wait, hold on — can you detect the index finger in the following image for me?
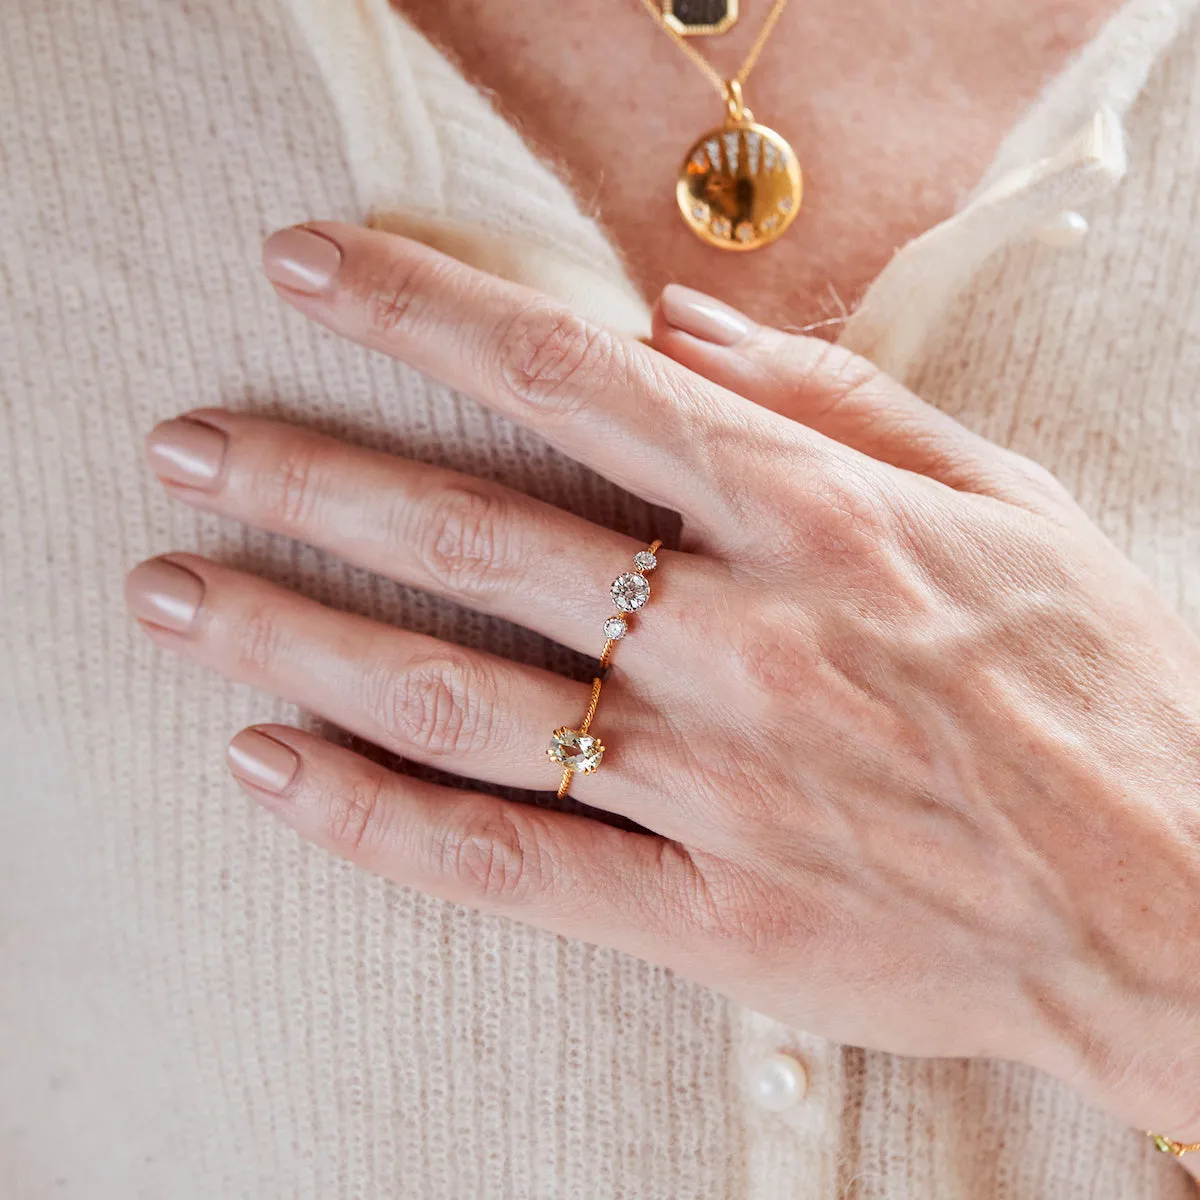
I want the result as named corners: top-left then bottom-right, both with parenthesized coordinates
top-left (261, 221), bottom-right (830, 546)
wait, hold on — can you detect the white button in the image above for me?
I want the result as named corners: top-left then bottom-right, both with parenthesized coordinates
top-left (747, 1052), bottom-right (808, 1111)
top-left (1035, 210), bottom-right (1090, 247)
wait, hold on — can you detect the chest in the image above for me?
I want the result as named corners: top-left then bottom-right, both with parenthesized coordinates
top-left (400, 0), bottom-right (1115, 329)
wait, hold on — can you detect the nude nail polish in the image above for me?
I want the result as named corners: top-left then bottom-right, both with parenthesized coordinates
top-left (660, 283), bottom-right (753, 346)
top-left (146, 418), bottom-right (228, 489)
top-left (262, 227), bottom-right (343, 295)
top-left (124, 558), bottom-right (205, 633)
top-left (227, 729), bottom-right (301, 793)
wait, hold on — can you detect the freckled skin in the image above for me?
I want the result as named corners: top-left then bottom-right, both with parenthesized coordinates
top-left (398, 0), bottom-right (1119, 330)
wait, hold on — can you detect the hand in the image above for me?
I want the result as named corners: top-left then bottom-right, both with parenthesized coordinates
top-left (126, 222), bottom-right (1200, 1154)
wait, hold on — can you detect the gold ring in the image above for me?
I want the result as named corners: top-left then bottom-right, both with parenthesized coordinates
top-left (547, 539), bottom-right (663, 798)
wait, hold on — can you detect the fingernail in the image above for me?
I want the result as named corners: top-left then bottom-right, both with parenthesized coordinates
top-left (262, 226), bottom-right (342, 295)
top-left (660, 283), bottom-right (753, 346)
top-left (227, 729), bottom-right (301, 793)
top-left (146, 417), bottom-right (229, 489)
top-left (124, 557), bottom-right (205, 633)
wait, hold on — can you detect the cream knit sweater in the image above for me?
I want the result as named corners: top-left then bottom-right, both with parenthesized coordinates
top-left (2, 0), bottom-right (1200, 1196)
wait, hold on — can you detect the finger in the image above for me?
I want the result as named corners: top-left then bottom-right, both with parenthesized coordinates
top-left (145, 407), bottom-right (666, 657)
top-left (259, 222), bottom-right (837, 544)
top-left (124, 553), bottom-right (655, 808)
top-left (650, 285), bottom-right (1081, 518)
top-left (226, 723), bottom-right (699, 962)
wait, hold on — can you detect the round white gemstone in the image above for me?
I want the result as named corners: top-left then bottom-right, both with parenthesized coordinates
top-left (747, 1053), bottom-right (808, 1112)
top-left (611, 572), bottom-right (650, 612)
top-left (603, 616), bottom-right (628, 640)
top-left (633, 550), bottom-right (658, 572)
top-left (735, 222), bottom-right (755, 242)
top-left (547, 729), bottom-right (604, 774)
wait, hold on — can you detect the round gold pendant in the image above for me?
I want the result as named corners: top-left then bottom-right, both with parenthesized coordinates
top-left (676, 120), bottom-right (803, 251)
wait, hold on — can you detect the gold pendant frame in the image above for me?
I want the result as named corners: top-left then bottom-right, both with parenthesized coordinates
top-left (676, 116), bottom-right (803, 251)
top-left (661, 0), bottom-right (740, 37)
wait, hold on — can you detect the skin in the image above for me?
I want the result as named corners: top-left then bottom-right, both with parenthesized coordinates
top-left (127, 222), bottom-right (1200, 1166)
top-left (399, 0), bottom-right (1121, 329)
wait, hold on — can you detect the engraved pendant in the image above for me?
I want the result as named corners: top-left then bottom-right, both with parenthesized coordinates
top-left (662, 0), bottom-right (739, 36)
top-left (676, 86), bottom-right (802, 251)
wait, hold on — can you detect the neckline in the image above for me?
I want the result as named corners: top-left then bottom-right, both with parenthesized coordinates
top-left (284, 0), bottom-right (1199, 351)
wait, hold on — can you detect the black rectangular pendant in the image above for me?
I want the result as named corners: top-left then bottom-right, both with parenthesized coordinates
top-left (662, 0), bottom-right (739, 36)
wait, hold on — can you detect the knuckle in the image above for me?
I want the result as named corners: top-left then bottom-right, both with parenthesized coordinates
top-left (725, 600), bottom-right (814, 703)
top-left (437, 805), bottom-right (547, 904)
top-left (411, 484), bottom-right (512, 595)
top-left (497, 303), bottom-right (615, 412)
top-left (784, 466), bottom-right (895, 567)
top-left (256, 439), bottom-right (327, 529)
top-left (660, 849), bottom-right (792, 951)
top-left (358, 252), bottom-right (446, 341)
top-left (373, 654), bottom-right (499, 758)
top-left (325, 774), bottom-right (388, 856)
top-left (783, 338), bottom-right (884, 418)
top-left (234, 599), bottom-right (292, 676)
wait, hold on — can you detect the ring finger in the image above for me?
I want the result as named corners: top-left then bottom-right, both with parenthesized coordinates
top-left (124, 553), bottom-right (661, 815)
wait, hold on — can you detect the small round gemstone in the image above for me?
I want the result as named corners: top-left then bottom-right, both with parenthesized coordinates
top-left (547, 728), bottom-right (604, 774)
top-left (633, 550), bottom-right (658, 572)
top-left (611, 572), bottom-right (651, 612)
top-left (711, 216), bottom-right (732, 239)
top-left (691, 201), bottom-right (710, 221)
top-left (735, 222), bottom-right (755, 243)
top-left (603, 616), bottom-right (628, 640)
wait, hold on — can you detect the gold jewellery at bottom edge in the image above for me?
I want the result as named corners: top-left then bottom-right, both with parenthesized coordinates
top-left (547, 540), bottom-right (663, 799)
top-left (1148, 1130), bottom-right (1200, 1157)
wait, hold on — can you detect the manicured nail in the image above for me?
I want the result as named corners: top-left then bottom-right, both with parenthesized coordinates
top-left (124, 557), bottom-right (205, 633)
top-left (660, 283), bottom-right (753, 346)
top-left (262, 226), bottom-right (342, 295)
top-left (146, 417), bottom-right (229, 489)
top-left (227, 729), bottom-right (301, 794)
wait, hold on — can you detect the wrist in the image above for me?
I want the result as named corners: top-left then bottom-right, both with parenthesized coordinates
top-left (1015, 823), bottom-right (1200, 1161)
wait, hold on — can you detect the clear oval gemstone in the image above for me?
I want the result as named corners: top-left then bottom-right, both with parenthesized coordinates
top-left (611, 572), bottom-right (650, 612)
top-left (547, 728), bottom-right (604, 774)
top-left (633, 550), bottom-right (658, 571)
top-left (603, 616), bottom-right (628, 640)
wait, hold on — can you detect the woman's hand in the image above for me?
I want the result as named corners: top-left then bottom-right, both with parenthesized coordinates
top-left (126, 222), bottom-right (1200, 1151)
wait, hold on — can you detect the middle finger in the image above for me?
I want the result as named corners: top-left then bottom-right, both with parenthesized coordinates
top-left (146, 408), bottom-right (683, 659)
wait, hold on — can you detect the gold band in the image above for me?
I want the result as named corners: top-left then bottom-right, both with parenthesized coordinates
top-left (554, 677), bottom-right (604, 800)
top-left (548, 540), bottom-right (663, 798)
top-left (1149, 1131), bottom-right (1200, 1157)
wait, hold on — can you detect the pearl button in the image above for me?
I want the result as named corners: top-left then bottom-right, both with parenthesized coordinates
top-left (1035, 210), bottom-right (1090, 248)
top-left (747, 1052), bottom-right (808, 1112)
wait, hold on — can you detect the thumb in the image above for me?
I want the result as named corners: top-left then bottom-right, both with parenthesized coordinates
top-left (650, 285), bottom-right (1078, 519)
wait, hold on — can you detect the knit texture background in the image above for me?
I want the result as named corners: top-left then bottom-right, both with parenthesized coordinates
top-left (0, 0), bottom-right (1197, 1196)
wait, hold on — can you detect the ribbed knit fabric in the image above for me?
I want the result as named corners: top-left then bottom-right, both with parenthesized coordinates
top-left (1, 0), bottom-right (1198, 1197)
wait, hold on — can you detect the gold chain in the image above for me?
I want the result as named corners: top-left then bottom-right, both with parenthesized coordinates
top-left (638, 0), bottom-right (793, 101)
top-left (1149, 1131), bottom-right (1200, 1157)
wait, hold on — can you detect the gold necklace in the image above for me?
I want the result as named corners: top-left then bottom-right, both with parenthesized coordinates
top-left (640, 0), bottom-right (802, 251)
